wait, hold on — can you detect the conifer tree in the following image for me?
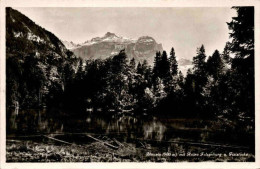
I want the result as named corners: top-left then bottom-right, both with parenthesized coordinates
top-left (178, 71), bottom-right (184, 87)
top-left (142, 60), bottom-right (148, 71)
top-left (222, 42), bottom-right (232, 65)
top-left (129, 57), bottom-right (136, 70)
top-left (160, 51), bottom-right (170, 82)
top-left (206, 50), bottom-right (223, 79)
top-left (191, 45), bottom-right (208, 92)
top-left (192, 45), bottom-right (206, 75)
top-left (169, 47), bottom-right (178, 76)
top-left (137, 62), bottom-right (143, 75)
top-left (153, 51), bottom-right (161, 78)
top-left (112, 49), bottom-right (127, 74)
top-left (226, 7), bottom-right (254, 119)
top-left (189, 45), bottom-right (208, 116)
top-left (227, 7), bottom-right (254, 60)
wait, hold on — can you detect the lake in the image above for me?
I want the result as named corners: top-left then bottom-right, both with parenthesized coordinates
top-left (6, 108), bottom-right (254, 150)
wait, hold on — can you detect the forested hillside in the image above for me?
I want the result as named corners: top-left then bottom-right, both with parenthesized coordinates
top-left (6, 7), bottom-right (78, 108)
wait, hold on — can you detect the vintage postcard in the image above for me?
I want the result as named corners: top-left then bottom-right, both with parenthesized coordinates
top-left (0, 0), bottom-right (259, 168)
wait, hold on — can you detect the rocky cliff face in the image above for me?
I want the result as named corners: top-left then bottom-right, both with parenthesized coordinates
top-left (63, 32), bottom-right (163, 65)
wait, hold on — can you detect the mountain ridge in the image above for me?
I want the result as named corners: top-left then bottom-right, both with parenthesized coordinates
top-left (63, 34), bottom-right (192, 74)
top-left (6, 7), bottom-right (72, 59)
top-left (63, 32), bottom-right (163, 65)
top-left (6, 7), bottom-right (78, 107)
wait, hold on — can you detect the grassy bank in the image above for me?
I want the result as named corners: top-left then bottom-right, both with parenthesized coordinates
top-left (6, 137), bottom-right (255, 162)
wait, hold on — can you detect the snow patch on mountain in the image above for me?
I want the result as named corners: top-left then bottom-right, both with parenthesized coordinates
top-left (63, 32), bottom-right (138, 50)
top-left (137, 36), bottom-right (155, 44)
top-left (62, 41), bottom-right (81, 50)
top-left (84, 32), bottom-right (137, 44)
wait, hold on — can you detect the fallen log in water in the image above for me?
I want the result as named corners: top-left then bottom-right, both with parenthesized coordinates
top-left (113, 138), bottom-right (124, 147)
top-left (139, 141), bottom-right (145, 148)
top-left (6, 139), bottom-right (22, 143)
top-left (87, 134), bottom-right (118, 150)
top-left (43, 135), bottom-right (73, 145)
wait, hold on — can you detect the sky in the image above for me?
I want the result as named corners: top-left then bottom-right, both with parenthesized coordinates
top-left (15, 7), bottom-right (236, 60)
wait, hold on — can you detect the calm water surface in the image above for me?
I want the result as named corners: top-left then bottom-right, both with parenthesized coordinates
top-left (6, 108), bottom-right (253, 147)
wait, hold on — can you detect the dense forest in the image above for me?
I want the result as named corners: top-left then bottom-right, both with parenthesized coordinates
top-left (6, 7), bottom-right (254, 131)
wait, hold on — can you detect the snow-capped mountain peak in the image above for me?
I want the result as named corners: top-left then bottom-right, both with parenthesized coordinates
top-left (62, 40), bottom-right (81, 50)
top-left (63, 32), bottom-right (138, 50)
top-left (62, 32), bottom-right (163, 66)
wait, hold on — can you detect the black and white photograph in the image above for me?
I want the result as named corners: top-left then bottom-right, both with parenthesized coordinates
top-left (0, 0), bottom-right (259, 167)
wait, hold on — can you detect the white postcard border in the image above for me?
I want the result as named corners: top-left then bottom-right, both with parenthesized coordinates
top-left (0, 0), bottom-right (259, 168)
